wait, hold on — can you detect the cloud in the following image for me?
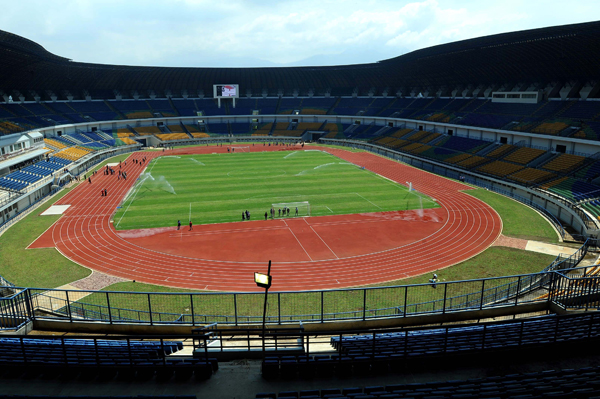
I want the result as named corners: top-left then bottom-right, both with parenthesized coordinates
top-left (0, 0), bottom-right (596, 67)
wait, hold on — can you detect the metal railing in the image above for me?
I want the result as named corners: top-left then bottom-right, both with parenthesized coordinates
top-left (0, 240), bottom-right (595, 329)
top-left (0, 274), bottom-right (14, 288)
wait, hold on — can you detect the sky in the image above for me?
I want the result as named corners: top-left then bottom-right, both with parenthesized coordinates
top-left (1, 0), bottom-right (598, 68)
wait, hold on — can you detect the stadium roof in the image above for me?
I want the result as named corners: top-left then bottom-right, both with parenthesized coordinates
top-left (0, 21), bottom-right (599, 101)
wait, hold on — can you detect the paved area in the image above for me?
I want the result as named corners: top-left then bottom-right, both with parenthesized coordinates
top-left (493, 234), bottom-right (588, 258)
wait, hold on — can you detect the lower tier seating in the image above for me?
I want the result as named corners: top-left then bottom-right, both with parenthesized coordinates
top-left (257, 365), bottom-right (600, 398)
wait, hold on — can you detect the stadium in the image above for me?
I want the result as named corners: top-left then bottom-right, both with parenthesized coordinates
top-left (1, 18), bottom-right (600, 398)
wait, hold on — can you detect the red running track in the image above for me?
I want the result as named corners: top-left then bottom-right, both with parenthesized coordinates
top-left (30, 145), bottom-right (502, 292)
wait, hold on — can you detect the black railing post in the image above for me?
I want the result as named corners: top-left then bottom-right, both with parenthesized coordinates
top-left (321, 291), bottom-right (324, 323)
top-left (106, 292), bottom-right (113, 324)
top-left (65, 290), bottom-right (72, 322)
top-left (479, 279), bottom-right (485, 309)
top-left (190, 294), bottom-right (195, 326)
top-left (24, 289), bottom-right (33, 320)
top-left (147, 294), bottom-right (153, 325)
top-left (404, 286), bottom-right (408, 317)
top-left (278, 293), bottom-right (281, 325)
top-left (515, 276), bottom-right (521, 305)
top-left (362, 289), bottom-right (367, 321)
top-left (586, 278), bottom-right (591, 311)
top-left (442, 283), bottom-right (448, 314)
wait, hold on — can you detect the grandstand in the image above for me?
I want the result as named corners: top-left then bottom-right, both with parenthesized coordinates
top-left (1, 19), bottom-right (600, 399)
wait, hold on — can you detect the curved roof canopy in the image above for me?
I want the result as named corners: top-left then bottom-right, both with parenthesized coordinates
top-left (0, 21), bottom-right (599, 100)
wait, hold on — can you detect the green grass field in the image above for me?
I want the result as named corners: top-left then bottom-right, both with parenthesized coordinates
top-left (113, 150), bottom-right (438, 229)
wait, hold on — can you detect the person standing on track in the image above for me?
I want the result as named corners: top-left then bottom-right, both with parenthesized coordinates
top-left (189, 220), bottom-right (193, 231)
top-left (295, 207), bottom-right (298, 216)
top-left (265, 211), bottom-right (268, 220)
top-left (177, 220), bottom-right (181, 230)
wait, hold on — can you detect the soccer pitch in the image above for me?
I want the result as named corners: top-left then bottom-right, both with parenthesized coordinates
top-left (113, 150), bottom-right (439, 230)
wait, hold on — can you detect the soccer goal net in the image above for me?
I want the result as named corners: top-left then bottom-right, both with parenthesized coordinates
top-left (271, 201), bottom-right (310, 217)
top-left (231, 146), bottom-right (250, 152)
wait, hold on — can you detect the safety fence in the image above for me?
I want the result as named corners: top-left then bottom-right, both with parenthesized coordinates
top-left (0, 240), bottom-right (596, 329)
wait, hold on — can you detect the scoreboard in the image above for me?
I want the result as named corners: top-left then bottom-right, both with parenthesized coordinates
top-left (213, 84), bottom-right (239, 98)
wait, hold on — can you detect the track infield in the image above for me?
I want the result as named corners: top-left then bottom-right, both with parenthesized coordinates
top-left (29, 144), bottom-right (502, 292)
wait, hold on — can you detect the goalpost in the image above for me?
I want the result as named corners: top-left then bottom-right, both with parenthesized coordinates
top-left (271, 201), bottom-right (310, 217)
top-left (231, 146), bottom-right (250, 152)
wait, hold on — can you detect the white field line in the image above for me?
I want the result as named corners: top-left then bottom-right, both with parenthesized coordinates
top-left (354, 192), bottom-right (382, 209)
top-left (304, 219), bottom-right (338, 259)
top-left (282, 220), bottom-right (313, 261)
top-left (115, 177), bottom-right (148, 228)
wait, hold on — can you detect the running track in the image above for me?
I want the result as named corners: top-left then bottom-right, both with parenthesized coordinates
top-left (31, 145), bottom-right (502, 292)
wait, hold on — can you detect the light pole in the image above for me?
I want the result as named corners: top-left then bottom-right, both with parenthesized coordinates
top-left (255, 260), bottom-right (272, 355)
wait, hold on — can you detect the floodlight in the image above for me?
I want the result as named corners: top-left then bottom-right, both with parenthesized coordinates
top-left (255, 272), bottom-right (272, 289)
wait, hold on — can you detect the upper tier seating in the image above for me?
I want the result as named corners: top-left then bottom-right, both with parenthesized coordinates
top-left (256, 98), bottom-right (278, 115)
top-left (230, 123), bottom-right (250, 134)
top-left (133, 126), bottom-right (162, 136)
top-left (278, 98), bottom-right (303, 113)
top-left (195, 99), bottom-right (221, 116)
top-left (156, 133), bottom-right (190, 141)
top-left (532, 121), bottom-right (570, 135)
top-left (561, 100), bottom-right (600, 120)
top-left (502, 147), bottom-right (546, 164)
top-left (507, 168), bottom-right (556, 185)
top-left (167, 124), bottom-right (185, 133)
top-left (456, 113), bottom-right (516, 129)
top-left (574, 159), bottom-right (600, 180)
top-left (171, 99), bottom-right (198, 116)
top-left (435, 136), bottom-right (491, 153)
top-left (542, 177), bottom-right (600, 202)
top-left (82, 132), bottom-right (105, 142)
top-left (486, 144), bottom-right (517, 158)
top-left (541, 154), bottom-right (586, 173)
top-left (147, 99), bottom-right (177, 116)
top-left (44, 138), bottom-right (67, 150)
top-left (476, 160), bottom-right (524, 178)
top-left (120, 137), bottom-right (138, 145)
top-left (54, 146), bottom-right (92, 161)
top-left (207, 123), bottom-right (228, 134)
